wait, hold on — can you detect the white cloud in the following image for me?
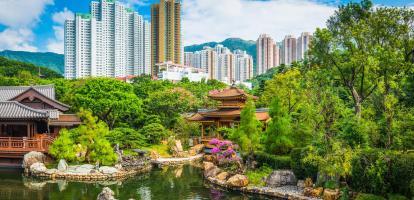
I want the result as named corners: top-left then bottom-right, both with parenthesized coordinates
top-left (47, 8), bottom-right (74, 54)
top-left (182, 0), bottom-right (336, 45)
top-left (52, 7), bottom-right (74, 25)
top-left (119, 0), bottom-right (150, 7)
top-left (0, 0), bottom-right (53, 51)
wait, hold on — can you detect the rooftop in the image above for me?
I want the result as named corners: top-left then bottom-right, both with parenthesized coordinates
top-left (0, 85), bottom-right (55, 101)
top-left (0, 101), bottom-right (49, 119)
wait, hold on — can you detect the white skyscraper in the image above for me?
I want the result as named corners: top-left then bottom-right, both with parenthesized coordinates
top-left (256, 34), bottom-right (275, 75)
top-left (296, 32), bottom-right (312, 61)
top-left (64, 0), bottom-right (151, 79)
top-left (234, 50), bottom-right (253, 82)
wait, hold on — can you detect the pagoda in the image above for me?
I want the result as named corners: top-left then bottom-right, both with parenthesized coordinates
top-left (187, 85), bottom-right (270, 142)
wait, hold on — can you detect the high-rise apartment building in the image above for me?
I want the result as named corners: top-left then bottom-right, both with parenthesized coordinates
top-left (296, 32), bottom-right (312, 60)
top-left (64, 0), bottom-right (151, 79)
top-left (151, 0), bottom-right (182, 75)
top-left (184, 45), bottom-right (253, 83)
top-left (281, 35), bottom-right (297, 65)
top-left (273, 43), bottom-right (280, 68)
top-left (256, 34), bottom-right (275, 75)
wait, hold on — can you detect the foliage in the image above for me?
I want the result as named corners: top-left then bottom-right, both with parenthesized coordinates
top-left (140, 123), bottom-right (169, 144)
top-left (229, 98), bottom-right (262, 154)
top-left (107, 128), bottom-right (148, 149)
top-left (0, 56), bottom-right (62, 78)
top-left (387, 194), bottom-right (409, 200)
top-left (262, 96), bottom-right (294, 154)
top-left (253, 151), bottom-right (291, 170)
top-left (209, 139), bottom-right (242, 172)
top-left (68, 78), bottom-right (143, 129)
top-left (246, 165), bottom-right (273, 186)
top-left (50, 110), bottom-right (118, 165)
top-left (0, 50), bottom-right (64, 74)
top-left (290, 148), bottom-right (318, 180)
top-left (355, 193), bottom-right (386, 200)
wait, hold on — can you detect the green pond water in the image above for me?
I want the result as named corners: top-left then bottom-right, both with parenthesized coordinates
top-left (0, 165), bottom-right (270, 200)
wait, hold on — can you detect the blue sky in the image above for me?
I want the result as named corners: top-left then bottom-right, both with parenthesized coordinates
top-left (0, 0), bottom-right (413, 54)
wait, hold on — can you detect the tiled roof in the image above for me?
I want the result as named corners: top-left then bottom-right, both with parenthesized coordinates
top-left (0, 85), bottom-right (55, 101)
top-left (0, 101), bottom-right (49, 119)
top-left (208, 87), bottom-right (258, 100)
top-left (188, 109), bottom-right (270, 121)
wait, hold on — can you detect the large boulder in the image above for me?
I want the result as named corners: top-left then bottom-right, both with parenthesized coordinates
top-left (149, 151), bottom-right (160, 160)
top-left (97, 187), bottom-right (116, 200)
top-left (69, 164), bottom-right (95, 174)
top-left (304, 187), bottom-right (324, 197)
top-left (215, 172), bottom-right (230, 181)
top-left (265, 170), bottom-right (297, 187)
top-left (99, 166), bottom-right (118, 174)
top-left (23, 151), bottom-right (46, 169)
top-left (57, 159), bottom-right (68, 172)
top-left (323, 189), bottom-right (340, 200)
top-left (226, 174), bottom-right (249, 187)
top-left (203, 162), bottom-right (215, 171)
top-left (204, 166), bottom-right (221, 178)
top-left (30, 162), bottom-right (47, 174)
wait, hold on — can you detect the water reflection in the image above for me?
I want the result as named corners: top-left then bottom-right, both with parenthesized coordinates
top-left (0, 165), bottom-right (269, 200)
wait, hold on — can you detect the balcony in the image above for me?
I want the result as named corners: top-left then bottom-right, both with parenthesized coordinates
top-left (0, 136), bottom-right (54, 158)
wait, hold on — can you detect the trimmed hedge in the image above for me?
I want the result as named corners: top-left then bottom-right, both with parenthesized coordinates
top-left (290, 148), bottom-right (318, 180)
top-left (253, 151), bottom-right (291, 169)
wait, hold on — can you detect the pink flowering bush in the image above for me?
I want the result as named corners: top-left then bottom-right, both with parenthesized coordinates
top-left (209, 138), bottom-right (243, 173)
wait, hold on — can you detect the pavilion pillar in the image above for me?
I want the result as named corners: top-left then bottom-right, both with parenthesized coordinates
top-left (27, 123), bottom-right (30, 138)
top-left (201, 124), bottom-right (204, 139)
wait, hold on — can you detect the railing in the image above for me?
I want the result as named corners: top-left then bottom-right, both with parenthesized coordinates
top-left (0, 136), bottom-right (54, 152)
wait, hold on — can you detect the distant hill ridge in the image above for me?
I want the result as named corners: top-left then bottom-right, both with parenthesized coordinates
top-left (0, 50), bottom-right (64, 74)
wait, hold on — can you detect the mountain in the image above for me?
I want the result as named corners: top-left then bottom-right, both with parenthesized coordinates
top-left (185, 38), bottom-right (257, 63)
top-left (0, 56), bottom-right (62, 78)
top-left (0, 50), bottom-right (64, 74)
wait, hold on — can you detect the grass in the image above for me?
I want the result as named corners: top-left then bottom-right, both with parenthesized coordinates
top-left (142, 144), bottom-right (172, 158)
top-left (246, 165), bottom-right (273, 186)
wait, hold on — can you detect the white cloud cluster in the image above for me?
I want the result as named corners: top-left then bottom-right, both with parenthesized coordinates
top-left (0, 0), bottom-right (53, 51)
top-left (119, 0), bottom-right (150, 7)
top-left (47, 8), bottom-right (74, 54)
top-left (182, 0), bottom-right (336, 45)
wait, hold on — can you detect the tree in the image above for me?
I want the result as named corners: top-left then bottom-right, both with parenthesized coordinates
top-left (68, 78), bottom-right (143, 129)
top-left (49, 110), bottom-right (118, 165)
top-left (140, 123), bottom-right (168, 144)
top-left (144, 87), bottom-right (198, 128)
top-left (230, 98), bottom-right (262, 156)
top-left (262, 97), bottom-right (293, 155)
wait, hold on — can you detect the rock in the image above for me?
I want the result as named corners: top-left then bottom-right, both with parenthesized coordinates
top-left (150, 151), bottom-right (160, 160)
top-left (304, 187), bottom-right (324, 197)
top-left (226, 174), bottom-right (249, 187)
top-left (297, 180), bottom-right (305, 188)
top-left (97, 187), bottom-right (116, 200)
top-left (304, 178), bottom-right (313, 187)
top-left (265, 170), bottom-right (297, 188)
top-left (58, 159), bottom-right (68, 172)
top-left (45, 169), bottom-right (58, 175)
top-left (215, 172), bottom-right (229, 181)
top-left (99, 166), bottom-right (118, 174)
top-left (114, 164), bottom-right (123, 170)
top-left (30, 162), bottom-right (47, 173)
top-left (203, 162), bottom-right (215, 171)
top-left (323, 189), bottom-right (340, 200)
top-left (22, 151), bottom-right (46, 169)
top-left (175, 140), bottom-right (183, 152)
top-left (204, 166), bottom-right (221, 178)
top-left (73, 164), bottom-right (95, 174)
top-left (191, 144), bottom-right (204, 154)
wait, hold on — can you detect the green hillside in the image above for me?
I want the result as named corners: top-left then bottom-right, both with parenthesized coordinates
top-left (184, 38), bottom-right (257, 64)
top-left (0, 56), bottom-right (62, 78)
top-left (0, 50), bottom-right (64, 74)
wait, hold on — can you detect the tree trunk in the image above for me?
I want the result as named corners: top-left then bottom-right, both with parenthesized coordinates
top-left (351, 87), bottom-right (362, 117)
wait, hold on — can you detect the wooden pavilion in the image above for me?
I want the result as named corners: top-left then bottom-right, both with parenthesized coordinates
top-left (187, 85), bottom-right (270, 143)
top-left (0, 85), bottom-right (81, 163)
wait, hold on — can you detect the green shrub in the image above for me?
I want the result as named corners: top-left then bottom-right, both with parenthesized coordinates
top-left (411, 179), bottom-right (414, 197)
top-left (254, 151), bottom-right (291, 169)
top-left (107, 128), bottom-right (148, 149)
top-left (387, 194), bottom-right (408, 200)
top-left (290, 148), bottom-right (318, 180)
top-left (355, 193), bottom-right (385, 200)
top-left (389, 153), bottom-right (414, 197)
top-left (246, 165), bottom-right (273, 186)
top-left (140, 123), bottom-right (169, 144)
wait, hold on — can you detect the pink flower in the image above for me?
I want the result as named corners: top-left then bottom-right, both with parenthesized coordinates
top-left (211, 147), bottom-right (220, 154)
top-left (209, 138), bottom-right (220, 145)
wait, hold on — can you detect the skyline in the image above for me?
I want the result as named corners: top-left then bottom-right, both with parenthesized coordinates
top-left (0, 0), bottom-right (413, 54)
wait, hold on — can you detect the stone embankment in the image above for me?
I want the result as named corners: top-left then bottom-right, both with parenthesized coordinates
top-left (202, 161), bottom-right (322, 200)
top-left (151, 154), bottom-right (204, 167)
top-left (24, 151), bottom-right (151, 181)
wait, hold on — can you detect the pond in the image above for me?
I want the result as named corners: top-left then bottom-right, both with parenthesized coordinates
top-left (0, 165), bottom-right (270, 200)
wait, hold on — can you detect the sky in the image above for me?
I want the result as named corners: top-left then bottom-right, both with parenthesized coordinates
top-left (0, 0), bottom-right (413, 54)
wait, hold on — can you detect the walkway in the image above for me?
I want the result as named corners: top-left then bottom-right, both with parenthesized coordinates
top-left (152, 154), bottom-right (204, 166)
